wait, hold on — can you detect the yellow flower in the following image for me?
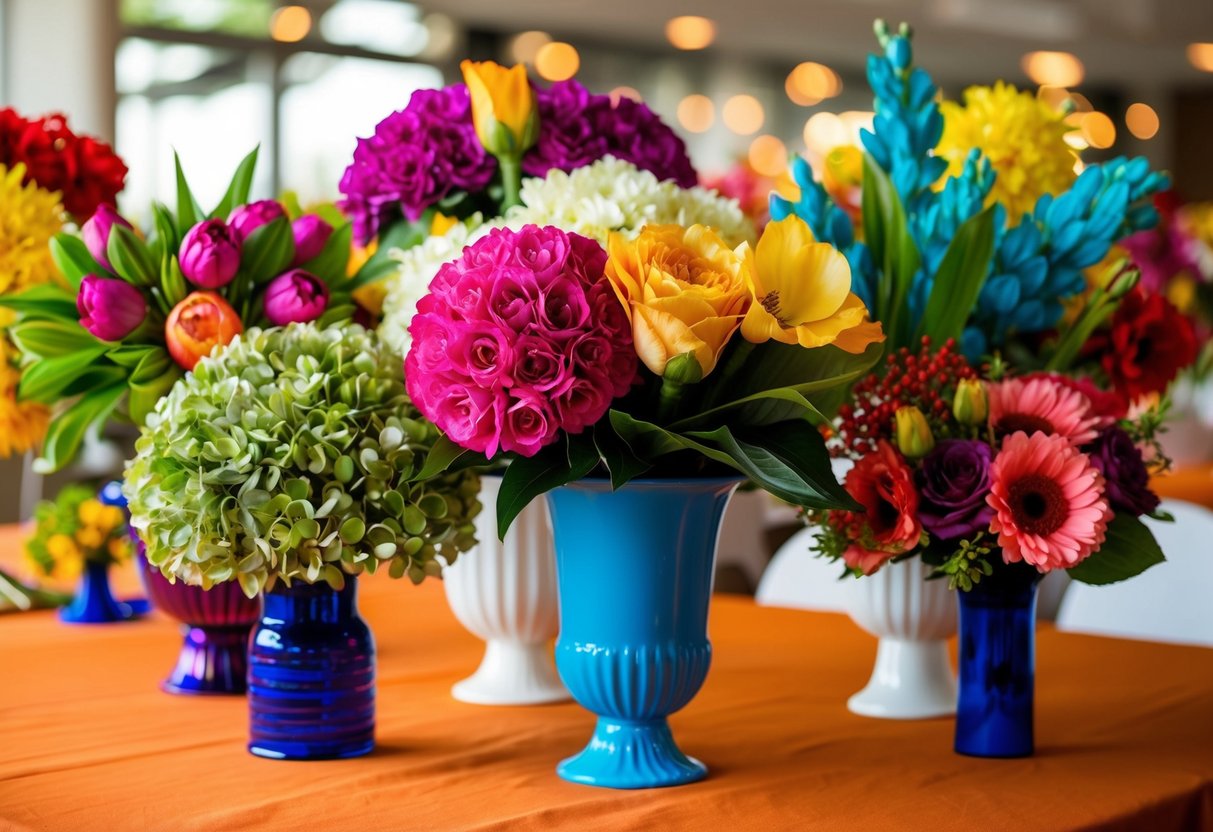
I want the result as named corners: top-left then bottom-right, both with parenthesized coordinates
top-left (47, 533), bottom-right (81, 562)
top-left (0, 337), bottom-right (49, 458)
top-left (0, 163), bottom-right (63, 295)
top-left (605, 224), bottom-right (749, 379)
top-left (740, 216), bottom-right (884, 354)
top-left (895, 406), bottom-right (935, 459)
top-left (952, 379), bottom-right (988, 426)
top-left (461, 60), bottom-right (538, 157)
top-left (107, 537), bottom-right (129, 560)
top-left (78, 498), bottom-right (105, 527)
top-left (76, 527), bottom-right (104, 549)
top-left (430, 212), bottom-right (459, 236)
top-left (937, 82), bottom-right (1076, 221)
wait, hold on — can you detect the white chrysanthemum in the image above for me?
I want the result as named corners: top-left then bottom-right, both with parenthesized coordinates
top-left (378, 158), bottom-right (754, 355)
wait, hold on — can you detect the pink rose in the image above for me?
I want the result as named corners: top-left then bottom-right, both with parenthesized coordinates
top-left (449, 322), bottom-right (516, 388)
top-left (515, 335), bottom-right (570, 392)
top-left (552, 378), bottom-right (611, 435)
top-left (500, 393), bottom-right (559, 457)
top-left (488, 267), bottom-right (542, 330)
top-left (538, 280), bottom-right (591, 337)
top-left (511, 225), bottom-right (571, 282)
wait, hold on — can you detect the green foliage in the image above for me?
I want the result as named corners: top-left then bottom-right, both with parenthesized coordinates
top-left (123, 324), bottom-right (481, 597)
top-left (862, 154), bottom-right (920, 349)
top-left (916, 207), bottom-right (996, 344)
top-left (930, 534), bottom-right (995, 591)
top-left (1067, 514), bottom-right (1166, 586)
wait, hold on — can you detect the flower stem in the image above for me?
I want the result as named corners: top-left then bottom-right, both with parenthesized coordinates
top-left (702, 340), bottom-right (756, 409)
top-left (656, 377), bottom-right (686, 423)
top-left (499, 155), bottom-right (522, 212)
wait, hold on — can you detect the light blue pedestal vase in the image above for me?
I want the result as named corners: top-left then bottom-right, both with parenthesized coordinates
top-left (546, 478), bottom-right (740, 789)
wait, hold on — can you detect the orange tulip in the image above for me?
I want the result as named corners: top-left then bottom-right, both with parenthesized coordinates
top-left (165, 291), bottom-right (243, 371)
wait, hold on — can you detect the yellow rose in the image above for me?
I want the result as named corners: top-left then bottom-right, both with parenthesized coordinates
top-left (740, 216), bottom-right (884, 354)
top-left (461, 60), bottom-right (538, 157)
top-left (605, 224), bottom-right (750, 379)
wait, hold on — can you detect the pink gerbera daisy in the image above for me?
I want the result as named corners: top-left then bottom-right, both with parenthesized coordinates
top-left (986, 376), bottom-right (1100, 445)
top-left (987, 431), bottom-right (1112, 571)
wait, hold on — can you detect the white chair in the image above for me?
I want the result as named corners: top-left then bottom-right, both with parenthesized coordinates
top-left (755, 524), bottom-right (856, 612)
top-left (1056, 499), bottom-right (1213, 648)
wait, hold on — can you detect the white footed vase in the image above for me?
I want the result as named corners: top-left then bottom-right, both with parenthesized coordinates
top-left (444, 474), bottom-right (568, 705)
top-left (844, 559), bottom-right (958, 719)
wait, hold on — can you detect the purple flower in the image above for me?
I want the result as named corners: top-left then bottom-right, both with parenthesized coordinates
top-left (523, 80), bottom-right (610, 178)
top-left (77, 274), bottom-right (147, 341)
top-left (292, 215), bottom-right (333, 265)
top-left (228, 200), bottom-right (286, 241)
top-left (1120, 223), bottom-right (1204, 295)
top-left (179, 219), bottom-right (242, 289)
top-left (338, 85), bottom-right (494, 244)
top-left (1088, 426), bottom-right (1160, 516)
top-left (601, 96), bottom-right (697, 189)
top-left (916, 439), bottom-right (995, 540)
top-left (81, 204), bottom-right (132, 273)
top-left (264, 269), bottom-right (330, 325)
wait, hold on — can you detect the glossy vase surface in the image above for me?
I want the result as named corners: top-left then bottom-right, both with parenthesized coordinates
top-left (444, 474), bottom-right (567, 705)
top-left (247, 577), bottom-right (375, 760)
top-left (844, 558), bottom-right (958, 719)
top-left (546, 478), bottom-right (739, 789)
top-left (59, 560), bottom-right (134, 624)
top-left (955, 562), bottom-right (1042, 758)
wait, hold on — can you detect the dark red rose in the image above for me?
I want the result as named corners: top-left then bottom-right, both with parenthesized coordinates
top-left (1092, 288), bottom-right (1198, 403)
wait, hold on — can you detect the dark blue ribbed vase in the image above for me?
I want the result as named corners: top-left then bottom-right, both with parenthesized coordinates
top-left (247, 577), bottom-right (375, 760)
top-left (954, 562), bottom-right (1042, 758)
top-left (546, 478), bottom-right (740, 789)
top-left (59, 560), bottom-right (135, 624)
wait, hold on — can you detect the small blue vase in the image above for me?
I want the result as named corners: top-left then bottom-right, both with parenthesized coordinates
top-left (247, 577), bottom-right (375, 760)
top-left (59, 560), bottom-right (135, 624)
top-left (546, 477), bottom-right (739, 789)
top-left (954, 562), bottom-right (1042, 758)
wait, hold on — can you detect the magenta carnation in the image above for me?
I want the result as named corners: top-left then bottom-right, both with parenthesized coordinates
top-left (404, 225), bottom-right (636, 458)
top-left (524, 80), bottom-right (697, 188)
top-left (339, 86), bottom-right (494, 243)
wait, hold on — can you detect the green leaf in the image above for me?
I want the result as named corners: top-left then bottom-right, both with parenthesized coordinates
top-left (34, 383), bottom-right (126, 473)
top-left (300, 221), bottom-right (352, 285)
top-left (347, 214), bottom-right (433, 291)
top-left (0, 283), bottom-right (80, 321)
top-left (49, 234), bottom-right (101, 287)
top-left (174, 150), bottom-right (204, 231)
top-left (210, 146), bottom-right (260, 219)
top-left (127, 348), bottom-right (181, 425)
top-left (862, 153), bottom-right (920, 349)
top-left (413, 434), bottom-right (472, 481)
top-left (161, 257), bottom-right (188, 307)
top-left (1067, 513), bottom-right (1166, 586)
top-left (594, 421), bottom-right (652, 489)
top-left (62, 365), bottom-right (129, 397)
top-left (496, 434), bottom-right (599, 540)
top-left (240, 217), bottom-right (295, 284)
top-left (106, 224), bottom-right (159, 286)
top-left (918, 206), bottom-right (996, 344)
top-left (151, 203), bottom-right (180, 271)
top-left (685, 421), bottom-right (859, 510)
top-left (9, 319), bottom-right (99, 358)
top-left (17, 347), bottom-right (108, 403)
top-left (106, 345), bottom-right (159, 368)
top-left (608, 410), bottom-right (699, 460)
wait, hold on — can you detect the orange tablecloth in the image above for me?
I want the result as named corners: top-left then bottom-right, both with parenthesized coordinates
top-left (2, 527), bottom-right (1212, 832)
top-left (1154, 464), bottom-right (1213, 511)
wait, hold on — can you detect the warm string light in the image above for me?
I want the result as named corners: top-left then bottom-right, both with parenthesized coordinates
top-left (722, 95), bottom-right (764, 135)
top-left (509, 30), bottom-right (551, 65)
top-left (535, 42), bottom-right (579, 81)
top-left (1125, 103), bottom-right (1159, 140)
top-left (665, 16), bottom-right (716, 50)
top-left (270, 5), bottom-right (311, 43)
top-left (1188, 43), bottom-right (1213, 72)
top-left (677, 95), bottom-right (715, 133)
top-left (1022, 51), bottom-right (1084, 87)
top-left (748, 135), bottom-right (788, 177)
top-left (785, 62), bottom-right (842, 106)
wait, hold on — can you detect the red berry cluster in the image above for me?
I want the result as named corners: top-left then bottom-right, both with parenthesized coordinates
top-left (0, 107), bottom-right (128, 221)
top-left (836, 336), bottom-right (976, 453)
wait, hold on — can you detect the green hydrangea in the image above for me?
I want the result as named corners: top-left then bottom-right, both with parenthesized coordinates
top-left (123, 323), bottom-right (480, 597)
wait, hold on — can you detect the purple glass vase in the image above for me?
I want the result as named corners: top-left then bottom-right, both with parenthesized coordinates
top-left (131, 540), bottom-right (259, 694)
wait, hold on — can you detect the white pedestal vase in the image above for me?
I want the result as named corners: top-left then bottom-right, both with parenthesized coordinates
top-left (844, 559), bottom-right (958, 719)
top-left (444, 474), bottom-right (568, 705)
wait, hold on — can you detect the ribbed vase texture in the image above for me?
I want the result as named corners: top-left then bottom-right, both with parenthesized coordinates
top-left (547, 478), bottom-right (739, 789)
top-left (444, 475), bottom-right (566, 705)
top-left (844, 558), bottom-right (958, 719)
top-left (247, 577), bottom-right (375, 760)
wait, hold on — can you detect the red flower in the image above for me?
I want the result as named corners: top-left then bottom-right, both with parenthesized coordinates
top-left (0, 108), bottom-right (127, 221)
top-left (835, 441), bottom-right (922, 575)
top-left (1092, 288), bottom-right (1198, 403)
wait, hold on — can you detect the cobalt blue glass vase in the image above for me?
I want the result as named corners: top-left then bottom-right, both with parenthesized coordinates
top-left (247, 577), bottom-right (375, 760)
top-left (954, 561), bottom-right (1043, 758)
top-left (546, 477), bottom-right (740, 789)
top-left (59, 560), bottom-right (135, 624)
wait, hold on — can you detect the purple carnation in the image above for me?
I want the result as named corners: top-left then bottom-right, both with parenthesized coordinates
top-left (1088, 426), bottom-right (1160, 516)
top-left (916, 439), bottom-right (995, 540)
top-left (523, 80), bottom-right (697, 188)
top-left (338, 85), bottom-right (494, 243)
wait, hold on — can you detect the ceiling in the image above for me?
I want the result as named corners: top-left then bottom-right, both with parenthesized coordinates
top-left (428, 0), bottom-right (1213, 89)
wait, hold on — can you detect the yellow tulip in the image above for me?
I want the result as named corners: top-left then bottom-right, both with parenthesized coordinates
top-left (740, 215), bottom-right (884, 354)
top-left (895, 406), bottom-right (935, 459)
top-left (461, 60), bottom-right (538, 158)
top-left (952, 378), bottom-right (988, 426)
top-left (605, 224), bottom-right (749, 379)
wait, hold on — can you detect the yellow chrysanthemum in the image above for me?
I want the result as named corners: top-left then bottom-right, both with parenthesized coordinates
top-left (0, 163), bottom-right (63, 295)
top-left (938, 82), bottom-right (1077, 221)
top-left (0, 337), bottom-right (49, 458)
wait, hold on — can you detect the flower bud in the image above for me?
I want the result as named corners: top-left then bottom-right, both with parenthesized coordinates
top-left (291, 215), bottom-right (333, 265)
top-left (179, 219), bottom-right (241, 289)
top-left (952, 378), bottom-right (989, 426)
top-left (77, 274), bottom-right (147, 341)
top-left (662, 351), bottom-right (705, 384)
top-left (82, 204), bottom-right (132, 273)
top-left (165, 291), bottom-right (243, 370)
top-left (460, 60), bottom-right (538, 158)
top-left (264, 269), bottom-right (330, 326)
top-left (895, 406), bottom-right (935, 459)
top-left (228, 199), bottom-right (286, 241)
top-left (886, 36), bottom-right (912, 70)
